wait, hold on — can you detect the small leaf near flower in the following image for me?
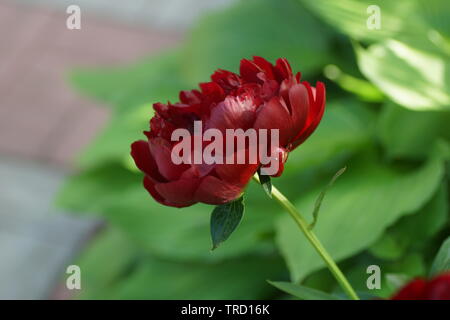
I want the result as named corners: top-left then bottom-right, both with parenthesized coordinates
top-left (210, 196), bottom-right (245, 250)
top-left (257, 169), bottom-right (272, 198)
top-left (430, 236), bottom-right (450, 277)
top-left (309, 167), bottom-right (346, 230)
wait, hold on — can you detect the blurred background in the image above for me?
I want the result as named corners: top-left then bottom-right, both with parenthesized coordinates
top-left (0, 0), bottom-right (449, 299)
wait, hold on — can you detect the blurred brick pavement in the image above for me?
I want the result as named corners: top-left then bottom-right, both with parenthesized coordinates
top-left (0, 0), bottom-right (181, 166)
top-left (0, 0), bottom-right (184, 299)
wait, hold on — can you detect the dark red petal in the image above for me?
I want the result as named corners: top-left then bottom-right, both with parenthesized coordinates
top-left (290, 81), bottom-right (326, 149)
top-left (149, 138), bottom-right (190, 181)
top-left (194, 176), bottom-right (243, 205)
top-left (260, 146), bottom-right (288, 177)
top-left (252, 56), bottom-right (275, 81)
top-left (274, 58), bottom-right (293, 82)
top-left (214, 153), bottom-right (259, 187)
top-left (424, 273), bottom-right (450, 300)
top-left (211, 69), bottom-right (241, 92)
top-left (287, 83), bottom-right (310, 138)
top-left (180, 89), bottom-right (202, 105)
top-left (154, 178), bottom-right (200, 208)
top-left (143, 176), bottom-right (166, 205)
top-left (240, 58), bottom-right (262, 83)
top-left (253, 97), bottom-right (293, 147)
top-left (391, 278), bottom-right (427, 300)
top-left (131, 140), bottom-right (166, 182)
top-left (199, 82), bottom-right (226, 103)
top-left (207, 95), bottom-right (257, 132)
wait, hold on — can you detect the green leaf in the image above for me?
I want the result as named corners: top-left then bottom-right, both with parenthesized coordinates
top-left (385, 273), bottom-right (410, 292)
top-left (68, 51), bottom-right (193, 168)
top-left (418, 0), bottom-right (450, 40)
top-left (107, 255), bottom-right (285, 300)
top-left (257, 170), bottom-right (272, 198)
top-left (323, 65), bottom-right (384, 102)
top-left (377, 102), bottom-right (450, 160)
top-left (276, 150), bottom-right (445, 282)
top-left (78, 103), bottom-right (152, 168)
top-left (57, 165), bottom-right (277, 261)
top-left (369, 233), bottom-right (405, 261)
top-left (75, 226), bottom-right (139, 299)
top-left (356, 40), bottom-right (450, 111)
top-left (372, 183), bottom-right (448, 258)
top-left (286, 100), bottom-right (375, 171)
top-left (70, 51), bottom-right (188, 113)
top-left (430, 236), bottom-right (450, 276)
top-left (334, 253), bottom-right (426, 299)
top-left (211, 196), bottom-right (245, 250)
top-left (75, 230), bottom-right (285, 300)
top-left (299, 0), bottom-right (425, 42)
top-left (268, 281), bottom-right (341, 300)
top-left (310, 167), bottom-right (346, 229)
top-left (183, 0), bottom-right (331, 82)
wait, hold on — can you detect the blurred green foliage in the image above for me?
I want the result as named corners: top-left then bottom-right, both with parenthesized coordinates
top-left (57, 0), bottom-right (449, 299)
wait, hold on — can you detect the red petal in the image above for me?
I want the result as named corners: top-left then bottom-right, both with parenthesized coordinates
top-left (143, 176), bottom-right (166, 205)
top-left (214, 152), bottom-right (259, 186)
top-left (206, 95), bottom-right (257, 132)
top-left (180, 89), bottom-right (202, 105)
top-left (287, 83), bottom-right (310, 140)
top-left (149, 138), bottom-right (190, 181)
top-left (240, 58), bottom-right (262, 83)
top-left (391, 278), bottom-right (427, 300)
top-left (252, 56), bottom-right (275, 81)
top-left (131, 140), bottom-right (166, 182)
top-left (274, 58), bottom-right (293, 82)
top-left (154, 178), bottom-right (200, 208)
top-left (424, 273), bottom-right (450, 300)
top-left (254, 97), bottom-right (294, 147)
top-left (290, 81), bottom-right (326, 149)
top-left (200, 82), bottom-right (225, 100)
top-left (194, 176), bottom-right (243, 205)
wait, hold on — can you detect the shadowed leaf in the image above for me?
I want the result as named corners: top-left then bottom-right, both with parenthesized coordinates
top-left (211, 196), bottom-right (245, 250)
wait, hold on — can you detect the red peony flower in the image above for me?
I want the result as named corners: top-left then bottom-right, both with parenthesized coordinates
top-left (391, 273), bottom-right (450, 300)
top-left (131, 56), bottom-right (325, 207)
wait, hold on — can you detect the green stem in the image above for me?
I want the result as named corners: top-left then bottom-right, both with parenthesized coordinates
top-left (253, 175), bottom-right (359, 300)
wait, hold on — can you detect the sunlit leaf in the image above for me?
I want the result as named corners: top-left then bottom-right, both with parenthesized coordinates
top-left (430, 236), bottom-right (450, 276)
top-left (183, 0), bottom-right (331, 82)
top-left (356, 40), bottom-right (450, 111)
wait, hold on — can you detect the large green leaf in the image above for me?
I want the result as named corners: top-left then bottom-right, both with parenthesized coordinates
top-left (74, 228), bottom-right (286, 300)
top-left (104, 255), bottom-right (285, 300)
top-left (276, 150), bottom-right (445, 282)
top-left (356, 40), bottom-right (450, 111)
top-left (70, 51), bottom-right (187, 112)
top-left (377, 103), bottom-right (450, 159)
top-left (182, 0), bottom-right (331, 83)
top-left (339, 253), bottom-right (426, 298)
top-left (77, 103), bottom-right (152, 168)
top-left (430, 236), bottom-right (450, 276)
top-left (74, 226), bottom-right (139, 299)
top-left (299, 0), bottom-right (425, 42)
top-left (369, 183), bottom-right (448, 260)
top-left (418, 0), bottom-right (450, 40)
top-left (57, 164), bottom-right (278, 262)
top-left (286, 100), bottom-right (375, 171)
